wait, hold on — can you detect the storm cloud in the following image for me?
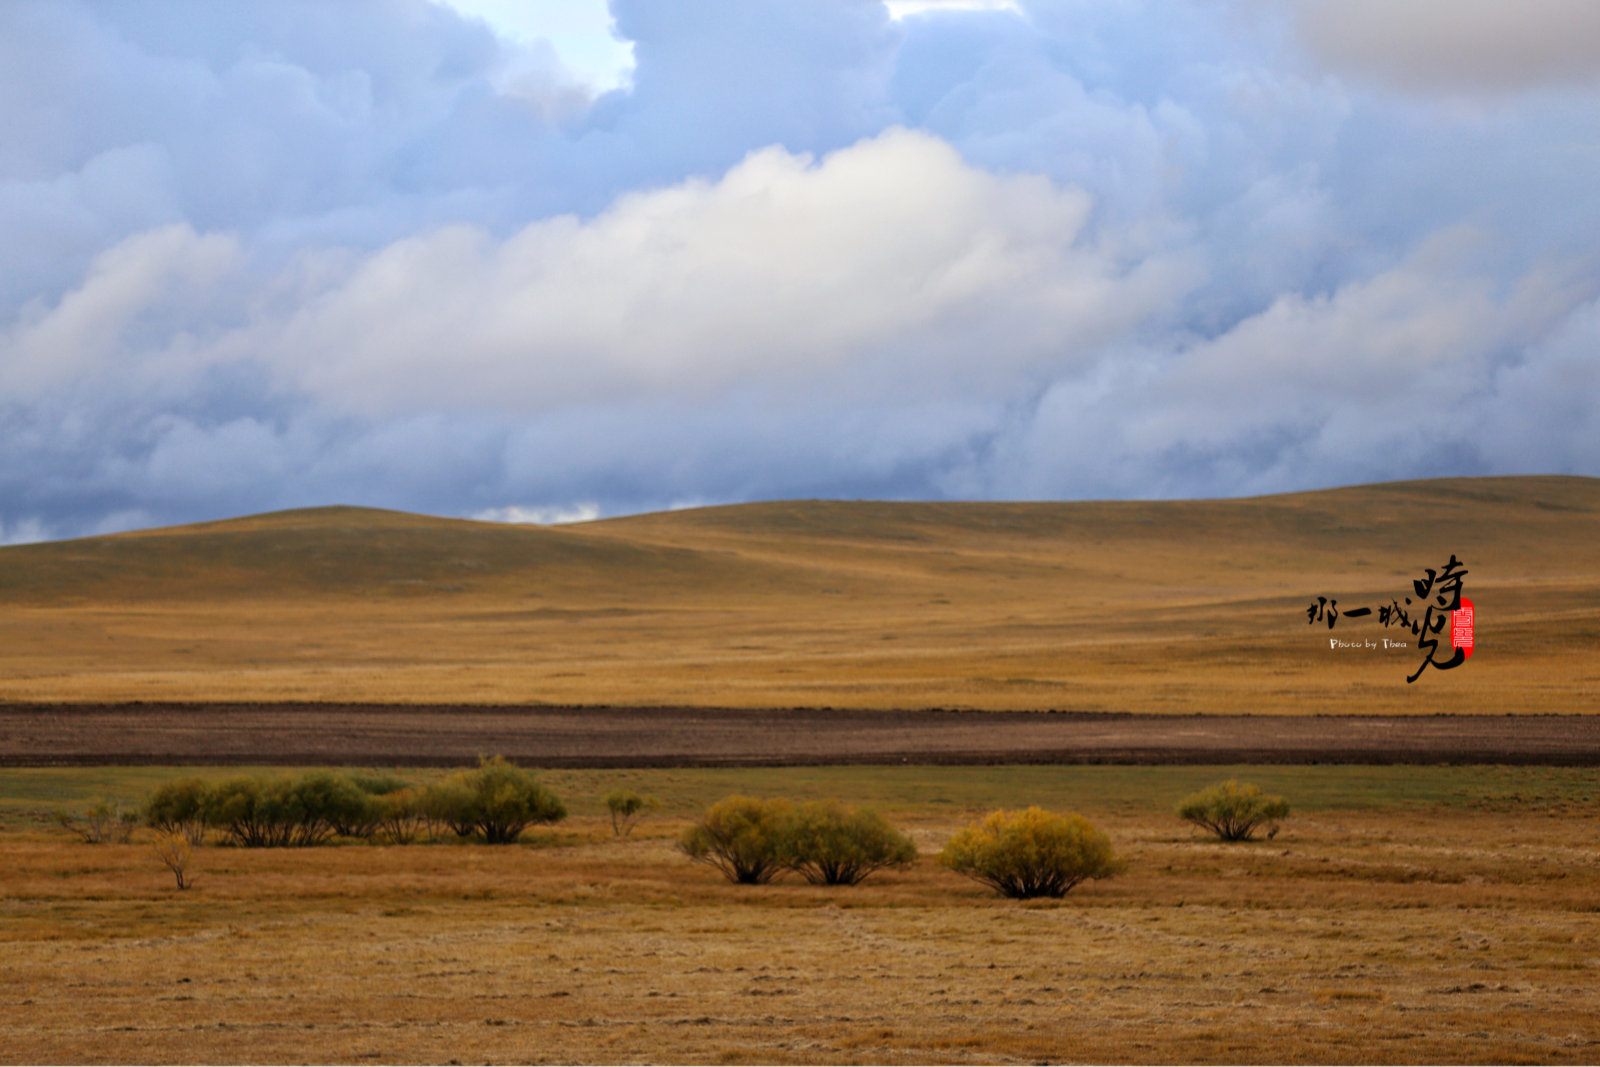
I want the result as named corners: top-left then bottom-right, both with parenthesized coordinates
top-left (2, 0), bottom-right (1598, 539)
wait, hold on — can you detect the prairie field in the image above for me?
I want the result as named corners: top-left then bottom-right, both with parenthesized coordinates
top-left (4, 764), bottom-right (1600, 1065)
top-left (0, 476), bottom-right (1596, 714)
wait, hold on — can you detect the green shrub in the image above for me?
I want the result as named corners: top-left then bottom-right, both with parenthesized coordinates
top-left (602, 789), bottom-right (660, 838)
top-left (372, 788), bottom-right (423, 844)
top-left (679, 796), bottom-right (792, 884)
top-left (336, 774), bottom-right (412, 839)
top-left (144, 777), bottom-right (211, 844)
top-left (150, 764), bottom-right (563, 847)
top-left (779, 801), bottom-right (917, 886)
top-left (939, 807), bottom-right (1124, 899)
top-left (348, 772), bottom-right (412, 796)
top-left (419, 777), bottom-right (477, 840)
top-left (1176, 780), bottom-right (1289, 842)
top-left (426, 757), bottom-right (566, 844)
top-left (204, 776), bottom-right (293, 847)
top-left (289, 771), bottom-right (373, 844)
top-left (201, 772), bottom-right (371, 847)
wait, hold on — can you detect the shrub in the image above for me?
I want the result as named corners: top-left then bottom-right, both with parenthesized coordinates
top-left (1176, 780), bottom-right (1289, 842)
top-left (602, 789), bottom-right (660, 838)
top-left (330, 773), bottom-right (413, 839)
top-left (348, 772), bottom-right (412, 796)
top-left (149, 765), bottom-right (563, 847)
top-left (201, 772), bottom-right (369, 847)
top-left (203, 776), bottom-right (295, 847)
top-left (144, 777), bottom-right (211, 844)
top-left (373, 788), bottom-right (423, 844)
top-left (418, 777), bottom-right (473, 840)
top-left (679, 796), bottom-right (792, 884)
top-left (779, 801), bottom-right (917, 886)
top-left (427, 757), bottom-right (567, 844)
top-left (151, 830), bottom-right (197, 889)
top-left (939, 807), bottom-right (1124, 899)
top-left (54, 800), bottom-right (137, 844)
top-left (288, 771), bottom-right (372, 845)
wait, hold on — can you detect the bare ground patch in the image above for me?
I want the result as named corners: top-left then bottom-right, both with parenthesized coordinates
top-left (3, 704), bottom-right (1599, 767)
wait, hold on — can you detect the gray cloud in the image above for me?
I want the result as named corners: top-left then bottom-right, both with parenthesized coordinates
top-left (1294, 0), bottom-right (1600, 93)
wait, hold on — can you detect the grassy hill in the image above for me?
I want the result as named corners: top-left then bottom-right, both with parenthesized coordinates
top-left (1, 476), bottom-right (1595, 713)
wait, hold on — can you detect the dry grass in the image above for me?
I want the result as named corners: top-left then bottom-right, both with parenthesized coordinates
top-left (4, 767), bottom-right (1600, 1064)
top-left (1, 476), bottom-right (1597, 713)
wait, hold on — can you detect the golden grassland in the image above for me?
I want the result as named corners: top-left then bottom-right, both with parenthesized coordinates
top-left (1, 475), bottom-right (1597, 713)
top-left (3, 765), bottom-right (1599, 1064)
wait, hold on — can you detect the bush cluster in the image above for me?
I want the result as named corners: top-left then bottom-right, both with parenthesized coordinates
top-left (679, 796), bottom-right (918, 886)
top-left (939, 807), bottom-right (1125, 899)
top-left (139, 757), bottom-right (564, 847)
top-left (114, 766), bottom-right (1293, 902)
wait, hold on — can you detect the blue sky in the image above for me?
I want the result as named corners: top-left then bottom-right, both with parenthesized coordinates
top-left (3, 0), bottom-right (1599, 541)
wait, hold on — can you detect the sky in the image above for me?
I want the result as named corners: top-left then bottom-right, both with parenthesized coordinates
top-left (3, 0), bottom-right (1599, 541)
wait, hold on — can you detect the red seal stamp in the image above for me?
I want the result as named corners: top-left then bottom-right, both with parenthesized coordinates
top-left (1452, 597), bottom-right (1474, 660)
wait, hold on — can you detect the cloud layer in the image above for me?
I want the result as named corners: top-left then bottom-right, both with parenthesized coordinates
top-left (3, 0), bottom-right (1599, 539)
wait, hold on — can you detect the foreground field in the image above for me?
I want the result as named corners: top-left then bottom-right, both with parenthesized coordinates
top-left (4, 765), bottom-right (1599, 1064)
top-left (1, 476), bottom-right (1596, 713)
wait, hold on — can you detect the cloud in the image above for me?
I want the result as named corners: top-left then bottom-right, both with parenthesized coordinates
top-left (253, 128), bottom-right (1191, 416)
top-left (1294, 0), bottom-right (1600, 93)
top-left (473, 503), bottom-right (601, 525)
top-left (2, 224), bottom-right (243, 400)
top-left (1, 0), bottom-right (1598, 540)
top-left (886, 0), bottom-right (1020, 19)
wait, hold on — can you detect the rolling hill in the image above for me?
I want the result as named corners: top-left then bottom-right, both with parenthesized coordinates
top-left (1, 475), bottom-right (1595, 714)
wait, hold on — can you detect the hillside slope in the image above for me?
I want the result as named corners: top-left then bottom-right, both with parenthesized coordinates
top-left (1, 476), bottom-right (1595, 713)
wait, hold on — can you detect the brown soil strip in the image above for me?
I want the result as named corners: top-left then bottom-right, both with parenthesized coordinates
top-left (2, 704), bottom-right (1598, 767)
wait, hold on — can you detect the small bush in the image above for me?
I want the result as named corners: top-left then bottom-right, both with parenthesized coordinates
top-left (602, 789), bottom-right (660, 838)
top-left (55, 800), bottom-right (137, 844)
top-left (780, 801), bottom-right (917, 886)
top-left (1176, 780), bottom-right (1289, 842)
top-left (348, 772), bottom-right (412, 796)
top-left (289, 771), bottom-right (373, 845)
top-left (144, 777), bottom-right (210, 844)
top-left (373, 788), bottom-right (423, 844)
top-left (203, 776), bottom-right (294, 847)
top-left (151, 830), bottom-right (196, 889)
top-left (939, 807), bottom-right (1124, 899)
top-left (331, 773), bottom-right (413, 839)
top-left (680, 796), bottom-right (792, 884)
top-left (427, 757), bottom-right (567, 844)
top-left (419, 777), bottom-right (477, 840)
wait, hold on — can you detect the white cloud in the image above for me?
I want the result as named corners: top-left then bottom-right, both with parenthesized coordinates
top-left (472, 503), bottom-right (601, 525)
top-left (259, 128), bottom-right (1194, 416)
top-left (0, 224), bottom-right (242, 400)
top-left (886, 0), bottom-right (1020, 19)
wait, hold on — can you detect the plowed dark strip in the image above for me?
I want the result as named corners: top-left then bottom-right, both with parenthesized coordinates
top-left (3, 704), bottom-right (1598, 767)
